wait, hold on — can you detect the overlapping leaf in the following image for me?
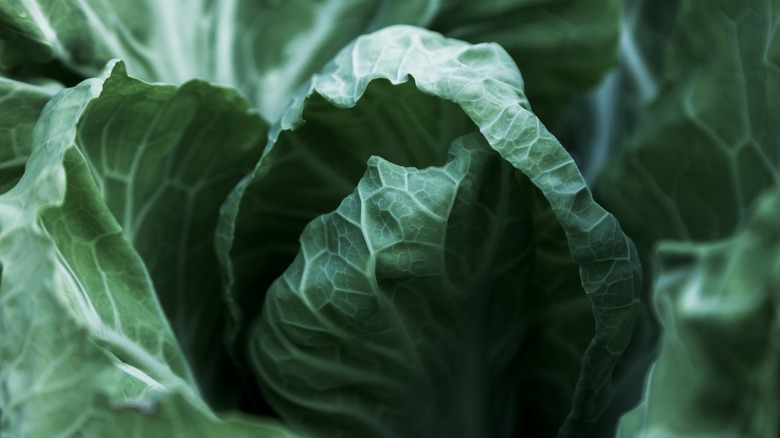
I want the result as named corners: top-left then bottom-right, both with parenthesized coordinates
top-left (617, 188), bottom-right (780, 437)
top-left (255, 136), bottom-right (534, 437)
top-left (1, 0), bottom-right (625, 125)
top-left (0, 0), bottom-right (437, 120)
top-left (216, 26), bottom-right (641, 437)
top-left (0, 62), bottom-right (293, 437)
top-left (72, 61), bottom-right (268, 409)
top-left (596, 0), bottom-right (780, 249)
top-left (0, 76), bottom-right (56, 192)
top-left (431, 0), bottom-right (622, 122)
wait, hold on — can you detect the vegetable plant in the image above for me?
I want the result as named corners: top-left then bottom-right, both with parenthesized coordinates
top-left (0, 0), bottom-right (777, 437)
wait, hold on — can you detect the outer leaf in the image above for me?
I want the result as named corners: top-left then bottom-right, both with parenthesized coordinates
top-left (430, 0), bottom-right (622, 123)
top-left (72, 61), bottom-right (268, 409)
top-left (0, 0), bottom-right (439, 121)
top-left (0, 76), bottom-right (56, 192)
top-left (566, 4), bottom-right (686, 433)
top-left (590, 3), bottom-right (780, 432)
top-left (617, 188), bottom-right (780, 437)
top-left (218, 26), bottom-right (641, 436)
top-left (0, 62), bottom-right (293, 437)
top-left (595, 0), bottom-right (780, 249)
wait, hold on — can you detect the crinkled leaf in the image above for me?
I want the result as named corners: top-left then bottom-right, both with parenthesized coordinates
top-left (590, 1), bottom-right (780, 434)
top-left (1, 0), bottom-right (626, 124)
top-left (0, 0), bottom-right (437, 120)
top-left (217, 26), bottom-right (641, 437)
top-left (430, 0), bottom-right (622, 123)
top-left (255, 136), bottom-right (533, 437)
top-left (617, 187), bottom-right (780, 437)
top-left (0, 62), bottom-right (293, 437)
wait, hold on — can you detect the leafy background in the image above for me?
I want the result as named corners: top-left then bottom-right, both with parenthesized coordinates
top-left (0, 0), bottom-right (778, 437)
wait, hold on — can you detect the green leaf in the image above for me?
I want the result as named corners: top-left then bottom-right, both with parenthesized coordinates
top-left (0, 0), bottom-right (437, 121)
top-left (557, 0), bottom-right (683, 182)
top-left (0, 62), bottom-right (294, 437)
top-left (617, 187), bottom-right (780, 438)
top-left (218, 25), bottom-right (641, 436)
top-left (254, 135), bottom-right (535, 437)
top-left (431, 0), bottom-right (623, 123)
top-left (249, 134), bottom-right (626, 437)
top-left (589, 1), bottom-right (780, 434)
top-left (595, 0), bottom-right (780, 248)
top-left (0, 76), bottom-right (57, 192)
top-left (72, 61), bottom-right (268, 409)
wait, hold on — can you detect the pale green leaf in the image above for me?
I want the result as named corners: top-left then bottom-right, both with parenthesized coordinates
top-left (0, 76), bottom-right (56, 192)
top-left (72, 61), bottom-right (268, 409)
top-left (0, 61), bottom-right (294, 437)
top-left (0, 0), bottom-right (438, 120)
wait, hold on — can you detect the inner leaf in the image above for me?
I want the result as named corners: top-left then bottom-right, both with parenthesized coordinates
top-left (225, 78), bottom-right (478, 337)
top-left (252, 134), bottom-right (534, 437)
